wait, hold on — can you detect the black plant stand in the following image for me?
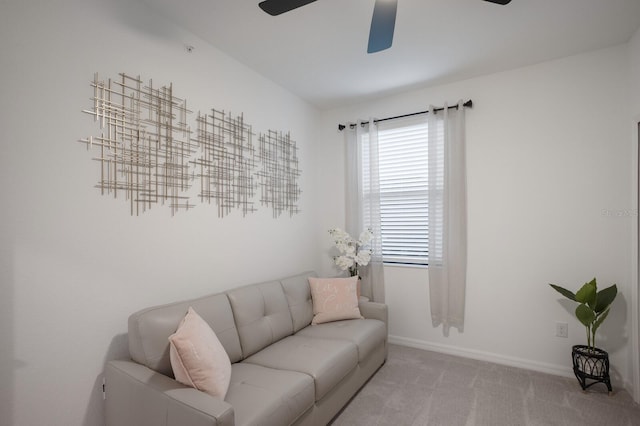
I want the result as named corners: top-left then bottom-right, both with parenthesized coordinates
top-left (572, 345), bottom-right (612, 394)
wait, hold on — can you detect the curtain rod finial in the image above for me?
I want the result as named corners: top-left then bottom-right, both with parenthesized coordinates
top-left (338, 124), bottom-right (346, 131)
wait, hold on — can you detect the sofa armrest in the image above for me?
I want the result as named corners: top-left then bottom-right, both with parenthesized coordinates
top-left (105, 360), bottom-right (234, 426)
top-left (358, 301), bottom-right (388, 327)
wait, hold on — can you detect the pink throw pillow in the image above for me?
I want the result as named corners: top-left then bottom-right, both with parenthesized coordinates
top-left (309, 276), bottom-right (363, 325)
top-left (168, 307), bottom-right (231, 399)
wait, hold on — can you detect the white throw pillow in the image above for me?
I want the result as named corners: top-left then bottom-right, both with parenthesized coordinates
top-left (168, 307), bottom-right (231, 399)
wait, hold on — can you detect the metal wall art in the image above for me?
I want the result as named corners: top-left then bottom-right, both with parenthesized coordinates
top-left (193, 109), bottom-right (256, 217)
top-left (80, 73), bottom-right (301, 217)
top-left (80, 73), bottom-right (196, 216)
top-left (257, 130), bottom-right (301, 218)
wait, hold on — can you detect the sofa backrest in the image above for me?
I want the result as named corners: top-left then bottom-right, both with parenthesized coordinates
top-left (280, 271), bottom-right (317, 332)
top-left (127, 271), bottom-right (319, 375)
top-left (226, 280), bottom-right (294, 358)
top-left (128, 292), bottom-right (243, 376)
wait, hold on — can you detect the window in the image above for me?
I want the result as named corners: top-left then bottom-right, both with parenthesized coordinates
top-left (376, 117), bottom-right (429, 266)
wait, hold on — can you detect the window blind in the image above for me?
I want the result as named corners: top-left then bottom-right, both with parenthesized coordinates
top-left (377, 117), bottom-right (429, 265)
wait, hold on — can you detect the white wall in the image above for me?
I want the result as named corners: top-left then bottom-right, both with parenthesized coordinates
top-left (628, 25), bottom-right (640, 403)
top-left (318, 44), bottom-right (635, 388)
top-left (0, 1), bottom-right (321, 425)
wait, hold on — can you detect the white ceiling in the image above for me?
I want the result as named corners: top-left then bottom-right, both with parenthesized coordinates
top-left (140, 0), bottom-right (640, 109)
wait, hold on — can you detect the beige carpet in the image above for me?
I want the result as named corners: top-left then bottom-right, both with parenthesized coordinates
top-left (330, 344), bottom-right (640, 426)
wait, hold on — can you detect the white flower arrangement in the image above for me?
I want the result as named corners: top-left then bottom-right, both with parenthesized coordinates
top-left (328, 227), bottom-right (373, 278)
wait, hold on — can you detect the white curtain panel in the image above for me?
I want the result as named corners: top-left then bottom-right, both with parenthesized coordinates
top-left (428, 101), bottom-right (467, 336)
top-left (345, 120), bottom-right (386, 303)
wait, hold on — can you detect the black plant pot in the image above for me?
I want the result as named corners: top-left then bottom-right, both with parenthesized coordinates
top-left (572, 345), bottom-right (612, 394)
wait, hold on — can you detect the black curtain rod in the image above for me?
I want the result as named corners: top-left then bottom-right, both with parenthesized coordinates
top-left (337, 99), bottom-right (473, 131)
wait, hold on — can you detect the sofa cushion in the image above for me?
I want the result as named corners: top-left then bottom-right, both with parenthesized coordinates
top-left (243, 335), bottom-right (358, 401)
top-left (309, 276), bottom-right (363, 325)
top-left (129, 293), bottom-right (243, 376)
top-left (168, 307), bottom-right (232, 399)
top-left (227, 280), bottom-right (294, 358)
top-left (295, 319), bottom-right (386, 362)
top-left (226, 363), bottom-right (314, 426)
top-left (280, 271), bottom-right (317, 332)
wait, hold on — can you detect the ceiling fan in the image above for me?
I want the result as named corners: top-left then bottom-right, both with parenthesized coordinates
top-left (259, 0), bottom-right (512, 54)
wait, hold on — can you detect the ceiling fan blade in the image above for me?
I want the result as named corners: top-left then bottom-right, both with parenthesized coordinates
top-left (259, 0), bottom-right (317, 16)
top-left (483, 0), bottom-right (512, 4)
top-left (368, 0), bottom-right (397, 54)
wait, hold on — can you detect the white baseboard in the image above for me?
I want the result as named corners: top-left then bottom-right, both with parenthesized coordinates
top-left (388, 335), bottom-right (574, 379)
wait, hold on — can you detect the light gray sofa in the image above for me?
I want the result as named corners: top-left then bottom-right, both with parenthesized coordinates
top-left (104, 271), bottom-right (388, 426)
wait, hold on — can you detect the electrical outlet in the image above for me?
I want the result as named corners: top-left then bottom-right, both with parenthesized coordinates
top-left (555, 322), bottom-right (568, 338)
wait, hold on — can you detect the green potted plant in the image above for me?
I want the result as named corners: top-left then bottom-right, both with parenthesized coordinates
top-left (549, 278), bottom-right (617, 393)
